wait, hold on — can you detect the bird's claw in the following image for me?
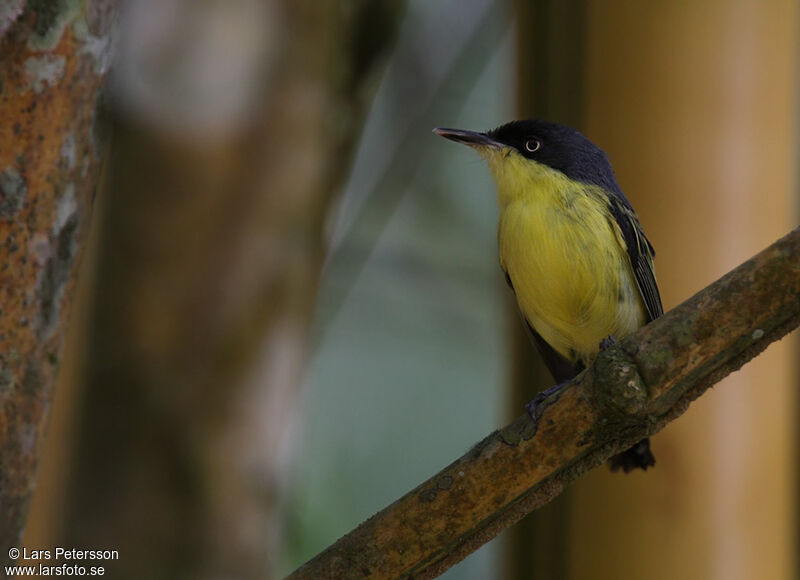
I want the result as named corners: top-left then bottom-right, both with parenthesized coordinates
top-left (599, 335), bottom-right (616, 351)
top-left (525, 380), bottom-right (571, 426)
top-left (525, 392), bottom-right (548, 423)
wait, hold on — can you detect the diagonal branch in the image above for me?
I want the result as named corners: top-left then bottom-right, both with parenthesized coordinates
top-left (288, 227), bottom-right (800, 580)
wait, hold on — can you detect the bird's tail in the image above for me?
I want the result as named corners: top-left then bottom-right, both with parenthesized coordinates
top-left (608, 438), bottom-right (655, 473)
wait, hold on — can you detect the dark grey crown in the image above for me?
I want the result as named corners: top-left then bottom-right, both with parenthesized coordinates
top-left (488, 120), bottom-right (626, 201)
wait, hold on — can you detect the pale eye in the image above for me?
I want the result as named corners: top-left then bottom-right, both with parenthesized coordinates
top-left (524, 138), bottom-right (542, 153)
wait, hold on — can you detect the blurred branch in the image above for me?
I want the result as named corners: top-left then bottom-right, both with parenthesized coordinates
top-left (0, 0), bottom-right (117, 558)
top-left (313, 3), bottom-right (509, 346)
top-left (288, 227), bottom-right (800, 580)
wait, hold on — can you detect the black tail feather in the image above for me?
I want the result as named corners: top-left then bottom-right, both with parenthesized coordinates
top-left (609, 438), bottom-right (655, 473)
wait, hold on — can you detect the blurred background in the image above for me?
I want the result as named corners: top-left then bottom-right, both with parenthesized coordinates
top-left (19, 0), bottom-right (799, 579)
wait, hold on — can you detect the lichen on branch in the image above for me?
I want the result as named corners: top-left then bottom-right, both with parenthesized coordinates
top-left (0, 0), bottom-right (117, 557)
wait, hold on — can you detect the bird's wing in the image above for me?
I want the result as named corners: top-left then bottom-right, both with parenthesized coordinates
top-left (502, 269), bottom-right (582, 382)
top-left (606, 195), bottom-right (664, 322)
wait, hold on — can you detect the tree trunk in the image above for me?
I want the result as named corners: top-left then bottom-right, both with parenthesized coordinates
top-left (504, 1), bottom-right (587, 578)
top-left (0, 0), bottom-right (117, 560)
top-left (571, 2), bottom-right (798, 579)
top-left (62, 2), bottom-right (404, 579)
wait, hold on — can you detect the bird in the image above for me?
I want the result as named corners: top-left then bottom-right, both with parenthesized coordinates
top-left (434, 120), bottom-right (661, 472)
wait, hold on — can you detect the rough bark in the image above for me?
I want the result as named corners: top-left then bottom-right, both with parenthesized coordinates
top-left (0, 0), bottom-right (116, 561)
top-left (62, 2), bottom-right (404, 579)
top-left (288, 227), bottom-right (800, 579)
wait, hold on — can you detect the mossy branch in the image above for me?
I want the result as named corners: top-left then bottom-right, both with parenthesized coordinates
top-left (288, 227), bottom-right (800, 580)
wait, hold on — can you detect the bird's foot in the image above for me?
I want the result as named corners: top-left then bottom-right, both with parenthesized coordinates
top-left (525, 380), bottom-right (571, 425)
top-left (609, 438), bottom-right (656, 473)
top-left (599, 335), bottom-right (617, 351)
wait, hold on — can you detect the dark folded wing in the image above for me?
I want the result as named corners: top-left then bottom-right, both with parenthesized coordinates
top-left (523, 319), bottom-right (582, 383)
top-left (606, 194), bottom-right (664, 322)
top-left (502, 269), bottom-right (581, 383)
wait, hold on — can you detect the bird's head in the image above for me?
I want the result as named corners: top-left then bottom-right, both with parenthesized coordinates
top-left (434, 120), bottom-right (621, 204)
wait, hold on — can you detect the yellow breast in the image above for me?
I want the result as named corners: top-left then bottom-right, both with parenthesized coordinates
top-left (488, 151), bottom-right (647, 366)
